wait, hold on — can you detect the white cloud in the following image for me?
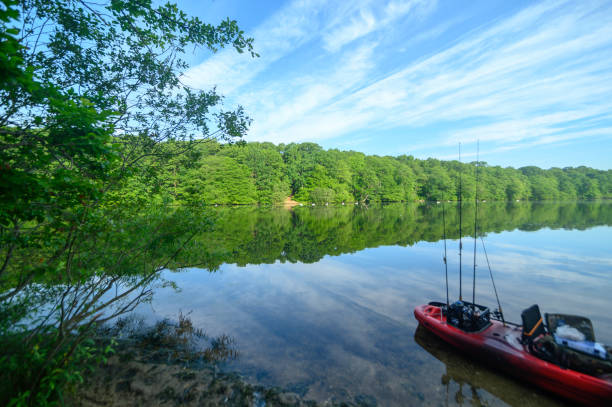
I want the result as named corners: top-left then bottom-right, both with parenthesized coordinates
top-left (182, 0), bottom-right (330, 94)
top-left (322, 0), bottom-right (437, 52)
top-left (184, 0), bottom-right (612, 158)
top-left (323, 9), bottom-right (377, 52)
top-left (316, 0), bottom-right (612, 151)
top-left (248, 42), bottom-right (378, 143)
top-left (183, 0), bottom-right (438, 95)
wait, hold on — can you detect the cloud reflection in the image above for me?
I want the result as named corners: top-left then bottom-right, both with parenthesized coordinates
top-left (133, 225), bottom-right (610, 405)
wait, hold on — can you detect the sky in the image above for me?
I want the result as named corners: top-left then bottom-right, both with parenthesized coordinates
top-left (176, 0), bottom-right (611, 169)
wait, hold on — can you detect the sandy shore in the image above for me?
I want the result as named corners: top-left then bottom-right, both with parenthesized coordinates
top-left (283, 196), bottom-right (301, 208)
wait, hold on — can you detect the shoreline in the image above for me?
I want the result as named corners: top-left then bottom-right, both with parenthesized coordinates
top-left (67, 316), bottom-right (374, 407)
top-left (69, 342), bottom-right (372, 407)
top-left (70, 351), bottom-right (316, 406)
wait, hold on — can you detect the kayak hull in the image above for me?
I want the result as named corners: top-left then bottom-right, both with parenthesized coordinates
top-left (414, 303), bottom-right (612, 405)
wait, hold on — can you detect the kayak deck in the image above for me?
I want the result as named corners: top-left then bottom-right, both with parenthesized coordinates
top-left (414, 303), bottom-right (612, 405)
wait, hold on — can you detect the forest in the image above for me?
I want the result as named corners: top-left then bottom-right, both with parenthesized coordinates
top-left (120, 140), bottom-right (612, 206)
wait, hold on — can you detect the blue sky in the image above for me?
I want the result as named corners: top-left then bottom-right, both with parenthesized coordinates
top-left (177, 0), bottom-right (611, 169)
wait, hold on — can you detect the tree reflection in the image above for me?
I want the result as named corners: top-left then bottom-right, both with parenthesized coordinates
top-left (184, 201), bottom-right (612, 270)
top-left (1, 201), bottom-right (608, 404)
top-left (0, 206), bottom-right (214, 404)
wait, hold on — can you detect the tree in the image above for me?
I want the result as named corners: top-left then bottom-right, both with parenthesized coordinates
top-left (420, 159), bottom-right (454, 201)
top-left (183, 155), bottom-right (258, 204)
top-left (121, 140), bottom-right (611, 205)
top-left (222, 142), bottom-right (290, 204)
top-left (1, 0), bottom-right (256, 289)
top-left (283, 142), bottom-right (323, 196)
top-left (0, 0), bottom-right (256, 404)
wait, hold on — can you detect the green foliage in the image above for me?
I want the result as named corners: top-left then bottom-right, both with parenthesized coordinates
top-left (221, 142), bottom-right (290, 203)
top-left (183, 155), bottom-right (258, 204)
top-left (0, 0), bottom-right (255, 405)
top-left (1, 0), bottom-right (609, 403)
top-left (1, 325), bottom-right (116, 407)
top-left (310, 187), bottom-right (335, 204)
top-left (132, 141), bottom-right (611, 205)
top-left (0, 204), bottom-right (216, 405)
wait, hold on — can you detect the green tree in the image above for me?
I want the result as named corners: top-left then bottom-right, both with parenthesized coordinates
top-left (183, 155), bottom-right (258, 204)
top-left (0, 0), bottom-right (255, 404)
top-left (137, 140), bottom-right (610, 205)
top-left (283, 142), bottom-right (323, 197)
top-left (504, 169), bottom-right (530, 201)
top-left (420, 159), bottom-right (454, 201)
top-left (222, 142), bottom-right (290, 203)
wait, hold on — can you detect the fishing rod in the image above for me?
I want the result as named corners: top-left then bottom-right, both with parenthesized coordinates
top-left (472, 141), bottom-right (479, 311)
top-left (481, 236), bottom-right (505, 325)
top-left (442, 202), bottom-right (449, 307)
top-left (458, 143), bottom-right (463, 301)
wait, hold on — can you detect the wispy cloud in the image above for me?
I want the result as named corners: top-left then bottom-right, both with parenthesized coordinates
top-left (323, 8), bottom-right (377, 52)
top-left (247, 42), bottom-right (379, 143)
top-left (185, 0), bottom-right (612, 166)
top-left (344, 1), bottom-right (612, 131)
top-left (182, 0), bottom-right (330, 94)
top-left (322, 0), bottom-right (435, 52)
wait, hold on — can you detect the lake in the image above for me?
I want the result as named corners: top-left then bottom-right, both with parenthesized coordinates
top-left (132, 201), bottom-right (612, 406)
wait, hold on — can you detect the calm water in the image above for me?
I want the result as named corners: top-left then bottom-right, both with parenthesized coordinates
top-left (134, 202), bottom-right (612, 406)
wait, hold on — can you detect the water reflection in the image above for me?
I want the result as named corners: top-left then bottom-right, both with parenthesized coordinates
top-left (134, 202), bottom-right (611, 406)
top-left (414, 325), bottom-right (571, 407)
top-left (184, 201), bottom-right (612, 269)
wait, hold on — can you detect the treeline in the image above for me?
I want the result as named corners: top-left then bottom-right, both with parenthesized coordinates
top-left (119, 141), bottom-right (612, 205)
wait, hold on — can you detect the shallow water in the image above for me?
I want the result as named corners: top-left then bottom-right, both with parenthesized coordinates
top-left (134, 202), bottom-right (611, 406)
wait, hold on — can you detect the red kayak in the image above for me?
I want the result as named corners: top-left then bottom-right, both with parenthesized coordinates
top-left (414, 302), bottom-right (612, 405)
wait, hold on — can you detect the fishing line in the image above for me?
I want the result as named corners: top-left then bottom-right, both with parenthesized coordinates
top-left (458, 142), bottom-right (463, 301)
top-left (472, 141), bottom-right (479, 310)
top-left (481, 236), bottom-right (504, 325)
top-left (442, 202), bottom-right (449, 307)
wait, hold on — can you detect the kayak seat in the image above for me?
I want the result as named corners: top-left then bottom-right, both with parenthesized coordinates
top-left (521, 304), bottom-right (546, 344)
